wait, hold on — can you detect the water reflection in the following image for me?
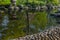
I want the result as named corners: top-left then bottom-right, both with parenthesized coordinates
top-left (29, 24), bottom-right (35, 29)
top-left (1, 15), bottom-right (9, 27)
top-left (0, 33), bottom-right (2, 37)
top-left (0, 10), bottom-right (55, 40)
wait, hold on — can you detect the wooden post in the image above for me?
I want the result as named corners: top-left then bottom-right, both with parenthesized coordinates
top-left (46, 2), bottom-right (53, 26)
top-left (25, 0), bottom-right (30, 35)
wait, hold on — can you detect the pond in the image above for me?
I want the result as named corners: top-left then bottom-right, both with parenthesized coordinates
top-left (0, 9), bottom-right (57, 40)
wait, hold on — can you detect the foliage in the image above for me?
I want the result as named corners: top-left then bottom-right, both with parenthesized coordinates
top-left (0, 0), bottom-right (59, 40)
top-left (0, 0), bottom-right (10, 5)
top-left (0, 0), bottom-right (59, 5)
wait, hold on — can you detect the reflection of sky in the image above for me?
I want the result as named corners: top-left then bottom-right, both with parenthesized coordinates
top-left (29, 24), bottom-right (35, 29)
top-left (1, 15), bottom-right (9, 27)
top-left (0, 33), bottom-right (2, 38)
top-left (0, 15), bottom-right (9, 37)
top-left (29, 24), bottom-right (43, 32)
top-left (38, 28), bottom-right (43, 32)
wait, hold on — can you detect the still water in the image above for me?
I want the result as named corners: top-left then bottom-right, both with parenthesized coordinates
top-left (0, 10), bottom-right (56, 40)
